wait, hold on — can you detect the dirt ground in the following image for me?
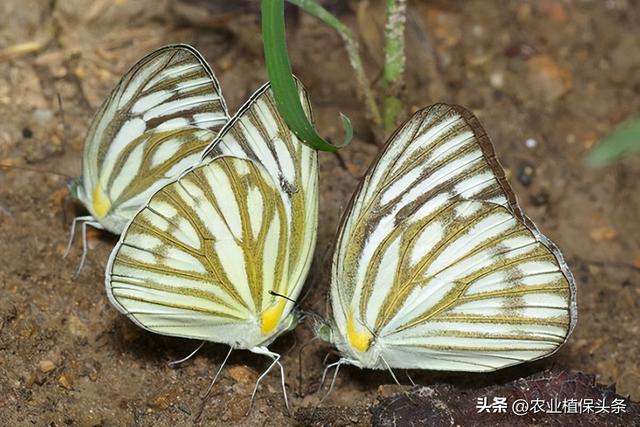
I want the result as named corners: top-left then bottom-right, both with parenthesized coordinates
top-left (0, 0), bottom-right (639, 426)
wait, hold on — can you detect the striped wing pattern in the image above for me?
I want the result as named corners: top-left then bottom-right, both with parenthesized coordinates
top-left (204, 81), bottom-right (319, 310)
top-left (78, 45), bottom-right (229, 233)
top-left (106, 83), bottom-right (318, 349)
top-left (331, 104), bottom-right (576, 371)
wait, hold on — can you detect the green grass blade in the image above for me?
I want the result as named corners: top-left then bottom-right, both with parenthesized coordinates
top-left (585, 117), bottom-right (640, 168)
top-left (262, 0), bottom-right (352, 152)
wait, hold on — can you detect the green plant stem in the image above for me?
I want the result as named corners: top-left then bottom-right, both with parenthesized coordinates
top-left (262, 0), bottom-right (352, 152)
top-left (382, 0), bottom-right (407, 131)
top-left (286, 0), bottom-right (381, 127)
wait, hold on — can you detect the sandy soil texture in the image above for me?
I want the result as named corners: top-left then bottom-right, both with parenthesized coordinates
top-left (0, 1), bottom-right (639, 425)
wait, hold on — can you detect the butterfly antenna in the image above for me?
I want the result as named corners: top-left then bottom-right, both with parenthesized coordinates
top-left (0, 163), bottom-right (72, 179)
top-left (168, 340), bottom-right (205, 368)
top-left (194, 345), bottom-right (234, 422)
top-left (296, 335), bottom-right (319, 397)
top-left (268, 290), bottom-right (296, 304)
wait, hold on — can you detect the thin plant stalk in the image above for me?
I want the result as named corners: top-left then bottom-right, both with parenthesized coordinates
top-left (286, 0), bottom-right (382, 127)
top-left (382, 0), bottom-right (407, 131)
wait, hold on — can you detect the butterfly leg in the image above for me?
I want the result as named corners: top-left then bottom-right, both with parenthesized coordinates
top-left (248, 346), bottom-right (289, 415)
top-left (168, 340), bottom-right (205, 368)
top-left (73, 220), bottom-right (104, 278)
top-left (63, 215), bottom-right (94, 258)
top-left (317, 359), bottom-right (344, 396)
top-left (194, 345), bottom-right (234, 423)
top-left (405, 370), bottom-right (416, 386)
top-left (380, 355), bottom-right (401, 386)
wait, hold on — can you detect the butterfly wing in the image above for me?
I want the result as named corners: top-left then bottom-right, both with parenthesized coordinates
top-left (204, 80), bottom-right (319, 315)
top-left (105, 83), bottom-right (318, 348)
top-left (78, 45), bottom-right (229, 233)
top-left (331, 104), bottom-right (576, 371)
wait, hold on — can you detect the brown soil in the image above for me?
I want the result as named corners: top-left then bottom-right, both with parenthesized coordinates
top-left (0, 1), bottom-right (639, 426)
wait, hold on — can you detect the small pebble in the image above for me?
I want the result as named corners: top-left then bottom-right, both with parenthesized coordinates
top-left (517, 161), bottom-right (535, 186)
top-left (32, 109), bottom-right (54, 123)
top-left (525, 138), bottom-right (538, 149)
top-left (38, 360), bottom-right (56, 373)
top-left (490, 72), bottom-right (505, 89)
top-left (227, 365), bottom-right (258, 384)
top-left (58, 373), bottom-right (73, 389)
top-left (530, 190), bottom-right (550, 206)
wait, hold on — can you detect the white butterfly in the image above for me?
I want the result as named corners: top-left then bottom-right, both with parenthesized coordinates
top-left (104, 81), bottom-right (318, 410)
top-left (318, 104), bottom-right (577, 384)
top-left (65, 44), bottom-right (229, 274)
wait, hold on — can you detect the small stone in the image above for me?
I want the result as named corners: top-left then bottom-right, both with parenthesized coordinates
top-left (517, 161), bottom-right (535, 187)
top-left (58, 373), bottom-right (73, 389)
top-left (32, 109), bottom-right (54, 123)
top-left (530, 190), bottom-right (550, 207)
top-left (525, 138), bottom-right (538, 149)
top-left (489, 72), bottom-right (504, 89)
top-left (38, 360), bottom-right (56, 373)
top-left (67, 314), bottom-right (90, 338)
top-left (227, 396), bottom-right (250, 421)
top-left (227, 365), bottom-right (257, 385)
top-left (527, 54), bottom-right (573, 102)
top-left (149, 394), bottom-right (173, 411)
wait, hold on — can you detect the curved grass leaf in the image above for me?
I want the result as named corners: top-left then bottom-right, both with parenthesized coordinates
top-left (585, 117), bottom-right (640, 168)
top-left (262, 0), bottom-right (352, 152)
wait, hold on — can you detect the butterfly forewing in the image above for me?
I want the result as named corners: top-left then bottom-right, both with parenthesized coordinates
top-left (106, 82), bottom-right (318, 348)
top-left (331, 104), bottom-right (576, 371)
top-left (80, 45), bottom-right (229, 233)
top-left (204, 81), bottom-right (319, 306)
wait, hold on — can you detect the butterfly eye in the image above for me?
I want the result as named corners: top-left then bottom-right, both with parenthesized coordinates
top-left (66, 178), bottom-right (81, 200)
top-left (317, 323), bottom-right (334, 343)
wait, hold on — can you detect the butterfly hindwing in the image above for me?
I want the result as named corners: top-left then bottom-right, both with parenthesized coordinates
top-left (78, 45), bottom-right (229, 233)
top-left (106, 82), bottom-right (318, 349)
top-left (330, 104), bottom-right (576, 371)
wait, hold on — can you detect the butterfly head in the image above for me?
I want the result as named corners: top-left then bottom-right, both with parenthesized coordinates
top-left (315, 318), bottom-right (335, 343)
top-left (66, 178), bottom-right (83, 201)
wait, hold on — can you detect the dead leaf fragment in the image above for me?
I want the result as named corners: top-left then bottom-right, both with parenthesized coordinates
top-left (589, 226), bottom-right (618, 242)
top-left (58, 373), bottom-right (73, 389)
top-left (527, 54), bottom-right (573, 102)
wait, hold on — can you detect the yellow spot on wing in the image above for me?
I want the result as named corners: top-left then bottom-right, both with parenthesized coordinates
top-left (92, 183), bottom-right (111, 219)
top-left (261, 298), bottom-right (287, 336)
top-left (347, 310), bottom-right (372, 353)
